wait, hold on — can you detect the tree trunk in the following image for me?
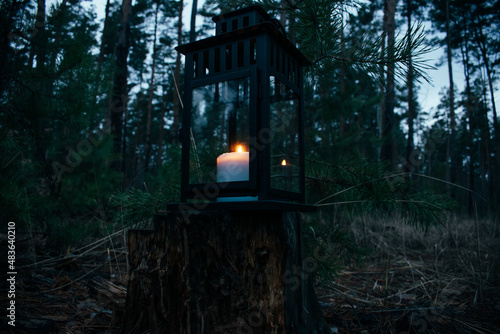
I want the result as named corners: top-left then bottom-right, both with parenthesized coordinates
top-left (97, 0), bottom-right (112, 72)
top-left (470, 12), bottom-right (498, 129)
top-left (145, 3), bottom-right (159, 172)
top-left (131, 88), bottom-right (145, 187)
top-left (123, 209), bottom-right (330, 333)
top-left (156, 84), bottom-right (167, 167)
top-left (481, 45), bottom-right (498, 130)
top-left (378, 10), bottom-right (387, 158)
top-left (445, 0), bottom-right (457, 193)
top-left (280, 0), bottom-right (287, 30)
top-left (461, 35), bottom-right (475, 216)
top-left (171, 0), bottom-right (183, 145)
top-left (29, 0), bottom-right (46, 70)
top-left (110, 0), bottom-right (132, 172)
top-left (190, 0), bottom-right (198, 43)
top-left (48, 0), bottom-right (68, 72)
top-left (379, 0), bottom-right (398, 164)
top-left (405, 0), bottom-right (414, 175)
top-left (0, 1), bottom-right (20, 92)
top-left (339, 7), bottom-right (346, 140)
top-left (94, 0), bottom-right (112, 112)
top-left (472, 23), bottom-right (496, 208)
top-left (479, 93), bottom-right (492, 211)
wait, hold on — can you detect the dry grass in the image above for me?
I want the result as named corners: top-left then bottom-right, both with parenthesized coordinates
top-left (318, 214), bottom-right (500, 333)
top-left (6, 213), bottom-right (499, 333)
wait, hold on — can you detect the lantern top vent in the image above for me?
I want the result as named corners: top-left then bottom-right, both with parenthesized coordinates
top-left (212, 6), bottom-right (271, 35)
top-left (176, 5), bottom-right (310, 68)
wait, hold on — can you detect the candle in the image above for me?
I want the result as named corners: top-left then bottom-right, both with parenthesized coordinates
top-left (216, 145), bottom-right (249, 182)
top-left (281, 159), bottom-right (292, 189)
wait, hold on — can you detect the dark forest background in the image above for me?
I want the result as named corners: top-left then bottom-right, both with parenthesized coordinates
top-left (1, 0), bottom-right (499, 250)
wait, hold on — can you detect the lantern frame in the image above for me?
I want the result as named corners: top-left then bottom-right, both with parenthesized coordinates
top-left (176, 5), bottom-right (311, 205)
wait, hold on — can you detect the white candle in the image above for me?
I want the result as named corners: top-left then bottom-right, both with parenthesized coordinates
top-left (281, 159), bottom-right (292, 188)
top-left (216, 145), bottom-right (249, 182)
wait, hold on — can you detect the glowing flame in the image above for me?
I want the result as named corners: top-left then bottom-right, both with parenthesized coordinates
top-left (236, 145), bottom-right (243, 153)
top-left (281, 159), bottom-right (287, 166)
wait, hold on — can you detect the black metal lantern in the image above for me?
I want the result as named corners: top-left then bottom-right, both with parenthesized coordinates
top-left (176, 6), bottom-right (311, 206)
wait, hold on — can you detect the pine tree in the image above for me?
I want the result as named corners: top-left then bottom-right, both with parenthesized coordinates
top-left (110, 0), bottom-right (132, 172)
top-left (0, 0), bottom-right (121, 240)
top-left (171, 0), bottom-right (184, 145)
top-left (402, 0), bottom-right (427, 173)
top-left (430, 0), bottom-right (460, 199)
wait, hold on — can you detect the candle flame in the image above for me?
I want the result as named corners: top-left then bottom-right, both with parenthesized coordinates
top-left (236, 145), bottom-right (243, 153)
top-left (281, 159), bottom-right (287, 166)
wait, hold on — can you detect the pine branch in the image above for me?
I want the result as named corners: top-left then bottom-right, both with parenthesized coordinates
top-left (309, 22), bottom-right (436, 85)
top-left (309, 164), bottom-right (456, 230)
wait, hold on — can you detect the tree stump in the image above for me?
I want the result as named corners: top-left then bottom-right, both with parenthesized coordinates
top-left (123, 208), bottom-right (330, 333)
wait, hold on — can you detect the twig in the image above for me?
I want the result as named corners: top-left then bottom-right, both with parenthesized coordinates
top-left (108, 232), bottom-right (122, 281)
top-left (443, 316), bottom-right (496, 334)
top-left (168, 63), bottom-right (184, 110)
top-left (420, 279), bottom-right (432, 301)
top-left (314, 172), bottom-right (409, 205)
top-left (124, 230), bottom-right (130, 282)
top-left (107, 248), bottom-right (113, 275)
top-left (314, 171), bottom-right (488, 206)
top-left (18, 229), bottom-right (126, 269)
top-left (42, 251), bottom-right (127, 292)
top-left (367, 305), bottom-right (445, 314)
top-left (404, 257), bottom-right (415, 283)
top-left (326, 289), bottom-right (380, 306)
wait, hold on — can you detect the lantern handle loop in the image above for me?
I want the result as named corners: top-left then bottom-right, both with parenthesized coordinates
top-left (168, 63), bottom-right (184, 110)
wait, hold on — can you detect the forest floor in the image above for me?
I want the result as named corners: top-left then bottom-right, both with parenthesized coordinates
top-left (319, 214), bottom-right (500, 333)
top-left (2, 215), bottom-right (499, 334)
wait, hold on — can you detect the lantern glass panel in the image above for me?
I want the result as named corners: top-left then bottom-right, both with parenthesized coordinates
top-left (269, 76), bottom-right (300, 193)
top-left (189, 77), bottom-right (251, 184)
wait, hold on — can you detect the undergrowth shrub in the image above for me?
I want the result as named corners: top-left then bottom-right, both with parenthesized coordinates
top-left (303, 160), bottom-right (457, 281)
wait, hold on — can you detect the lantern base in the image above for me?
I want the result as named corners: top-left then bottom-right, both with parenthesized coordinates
top-left (216, 196), bottom-right (258, 202)
top-left (164, 200), bottom-right (316, 213)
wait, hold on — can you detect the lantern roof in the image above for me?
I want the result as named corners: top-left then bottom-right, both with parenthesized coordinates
top-left (175, 6), bottom-right (311, 67)
top-left (212, 5), bottom-right (276, 37)
top-left (212, 5), bottom-right (270, 20)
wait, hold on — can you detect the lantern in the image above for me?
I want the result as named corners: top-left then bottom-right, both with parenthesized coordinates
top-left (176, 5), bottom-right (311, 207)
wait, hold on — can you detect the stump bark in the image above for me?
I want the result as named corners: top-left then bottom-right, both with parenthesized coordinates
top-left (123, 209), bottom-right (329, 333)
